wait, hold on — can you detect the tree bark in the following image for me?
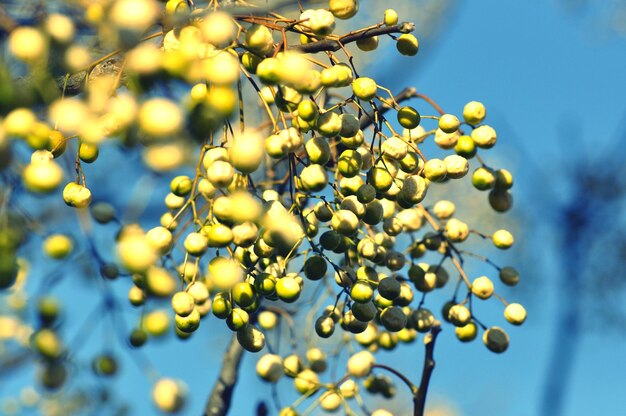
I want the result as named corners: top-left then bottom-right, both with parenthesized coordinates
top-left (204, 334), bottom-right (245, 416)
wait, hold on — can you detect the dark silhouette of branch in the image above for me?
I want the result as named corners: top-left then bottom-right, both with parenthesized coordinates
top-left (414, 324), bottom-right (442, 416)
top-left (294, 22), bottom-right (415, 54)
top-left (204, 334), bottom-right (245, 416)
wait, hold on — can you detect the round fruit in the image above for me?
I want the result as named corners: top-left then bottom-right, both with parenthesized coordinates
top-left (256, 354), bottom-right (283, 382)
top-left (397, 106), bottom-right (420, 129)
top-left (347, 350), bottom-right (374, 377)
top-left (455, 322), bottom-right (477, 342)
top-left (492, 229), bottom-right (514, 249)
top-left (396, 34), bottom-right (418, 56)
top-left (471, 276), bottom-right (494, 300)
top-left (463, 101), bottom-right (486, 125)
top-left (62, 182), bottom-right (92, 208)
top-left (504, 303), bottom-right (527, 325)
top-left (352, 77), bottom-right (377, 101)
top-left (483, 326), bottom-right (509, 353)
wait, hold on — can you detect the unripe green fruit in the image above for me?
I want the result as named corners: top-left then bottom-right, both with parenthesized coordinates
top-left (350, 281), bottom-right (374, 303)
top-left (300, 164), bottom-right (328, 192)
top-left (396, 34), bottom-right (419, 56)
top-left (338, 114), bottom-right (360, 139)
top-left (129, 328), bottom-right (148, 347)
top-left (38, 297), bottom-right (60, 326)
top-left (40, 362), bottom-right (67, 390)
top-left (78, 142), bottom-right (99, 163)
top-left (411, 308), bottom-right (435, 333)
top-left (279, 407), bottom-right (298, 416)
top-left (256, 354), bottom-right (283, 383)
top-left (356, 184), bottom-right (376, 203)
top-left (455, 322), bottom-right (477, 342)
top-left (294, 369), bottom-right (319, 394)
top-left (367, 167), bottom-right (393, 192)
top-left (183, 232), bottom-right (208, 256)
top-left (444, 155), bottom-right (469, 179)
top-left (152, 378), bottom-right (187, 413)
top-left (347, 350), bottom-right (374, 377)
top-left (226, 308), bottom-right (250, 331)
top-left (492, 229), bottom-right (514, 249)
top-left (241, 51), bottom-right (262, 73)
top-left (472, 276), bottom-right (494, 299)
top-left (171, 291), bottom-right (195, 317)
top-left (448, 304), bottom-right (471, 327)
top-left (433, 200), bottom-right (455, 219)
top-left (315, 315), bottom-right (335, 338)
top-left (338, 149), bottom-right (363, 178)
top-left (399, 151), bottom-right (421, 173)
top-left (494, 169), bottom-right (514, 190)
top-left (63, 182), bottom-right (92, 208)
top-left (357, 35), bottom-right (378, 51)
top-left (276, 275), bottom-right (301, 303)
top-left (445, 218), bottom-right (469, 242)
top-left (92, 354), bottom-right (118, 377)
top-left (463, 101), bottom-right (486, 125)
top-left (253, 273), bottom-right (276, 296)
top-left (380, 306), bottom-right (407, 332)
top-left (377, 277), bottom-right (401, 300)
top-left (91, 202), bottom-right (116, 224)
top-left (472, 167), bottom-right (496, 190)
top-left (504, 303), bottom-right (527, 325)
top-left (232, 282), bottom-right (256, 308)
top-left (329, 0), bottom-right (359, 19)
top-left (352, 77), bottom-right (377, 101)
top-left (237, 324), bottom-right (265, 352)
top-left (397, 106), bottom-right (420, 129)
top-left (32, 329), bottom-right (63, 360)
top-left (245, 24), bottom-right (274, 54)
top-left (212, 293), bottom-right (232, 319)
top-left (43, 234), bottom-right (73, 259)
top-left (378, 331), bottom-right (399, 350)
top-left (423, 159), bottom-right (447, 182)
top-left (342, 129), bottom-right (365, 149)
top-left (435, 128), bottom-right (460, 152)
top-left (306, 347), bottom-right (327, 373)
top-left (315, 112), bottom-right (342, 137)
top-left (483, 326), bottom-right (509, 353)
top-left (384, 9), bottom-right (398, 26)
top-left (471, 125), bottom-right (497, 148)
top-left (342, 310), bottom-right (368, 333)
top-left (331, 209), bottom-right (359, 235)
top-left (454, 135), bottom-right (477, 158)
top-left (320, 391), bottom-right (342, 412)
top-left (170, 175), bottom-right (192, 196)
top-left (319, 230), bottom-right (342, 251)
top-left (499, 266), bottom-right (520, 286)
top-left (438, 114), bottom-right (460, 133)
top-left (304, 255), bottom-right (327, 280)
top-left (399, 175), bottom-right (428, 204)
top-left (488, 190), bottom-right (513, 212)
top-left (351, 301), bottom-right (377, 322)
top-left (175, 308), bottom-right (200, 333)
top-left (257, 57), bottom-right (281, 84)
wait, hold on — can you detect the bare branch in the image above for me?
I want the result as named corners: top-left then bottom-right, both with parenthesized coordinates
top-left (294, 22), bottom-right (415, 54)
top-left (204, 334), bottom-right (245, 416)
top-left (414, 324), bottom-right (442, 416)
top-left (359, 87), bottom-right (418, 130)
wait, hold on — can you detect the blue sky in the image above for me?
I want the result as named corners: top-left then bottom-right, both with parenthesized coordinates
top-left (3, 1), bottom-right (626, 416)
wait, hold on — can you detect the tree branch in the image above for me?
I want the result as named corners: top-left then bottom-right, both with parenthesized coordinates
top-left (204, 334), bottom-right (245, 416)
top-left (359, 87), bottom-right (418, 130)
top-left (294, 22), bottom-right (415, 54)
top-left (414, 324), bottom-right (442, 416)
